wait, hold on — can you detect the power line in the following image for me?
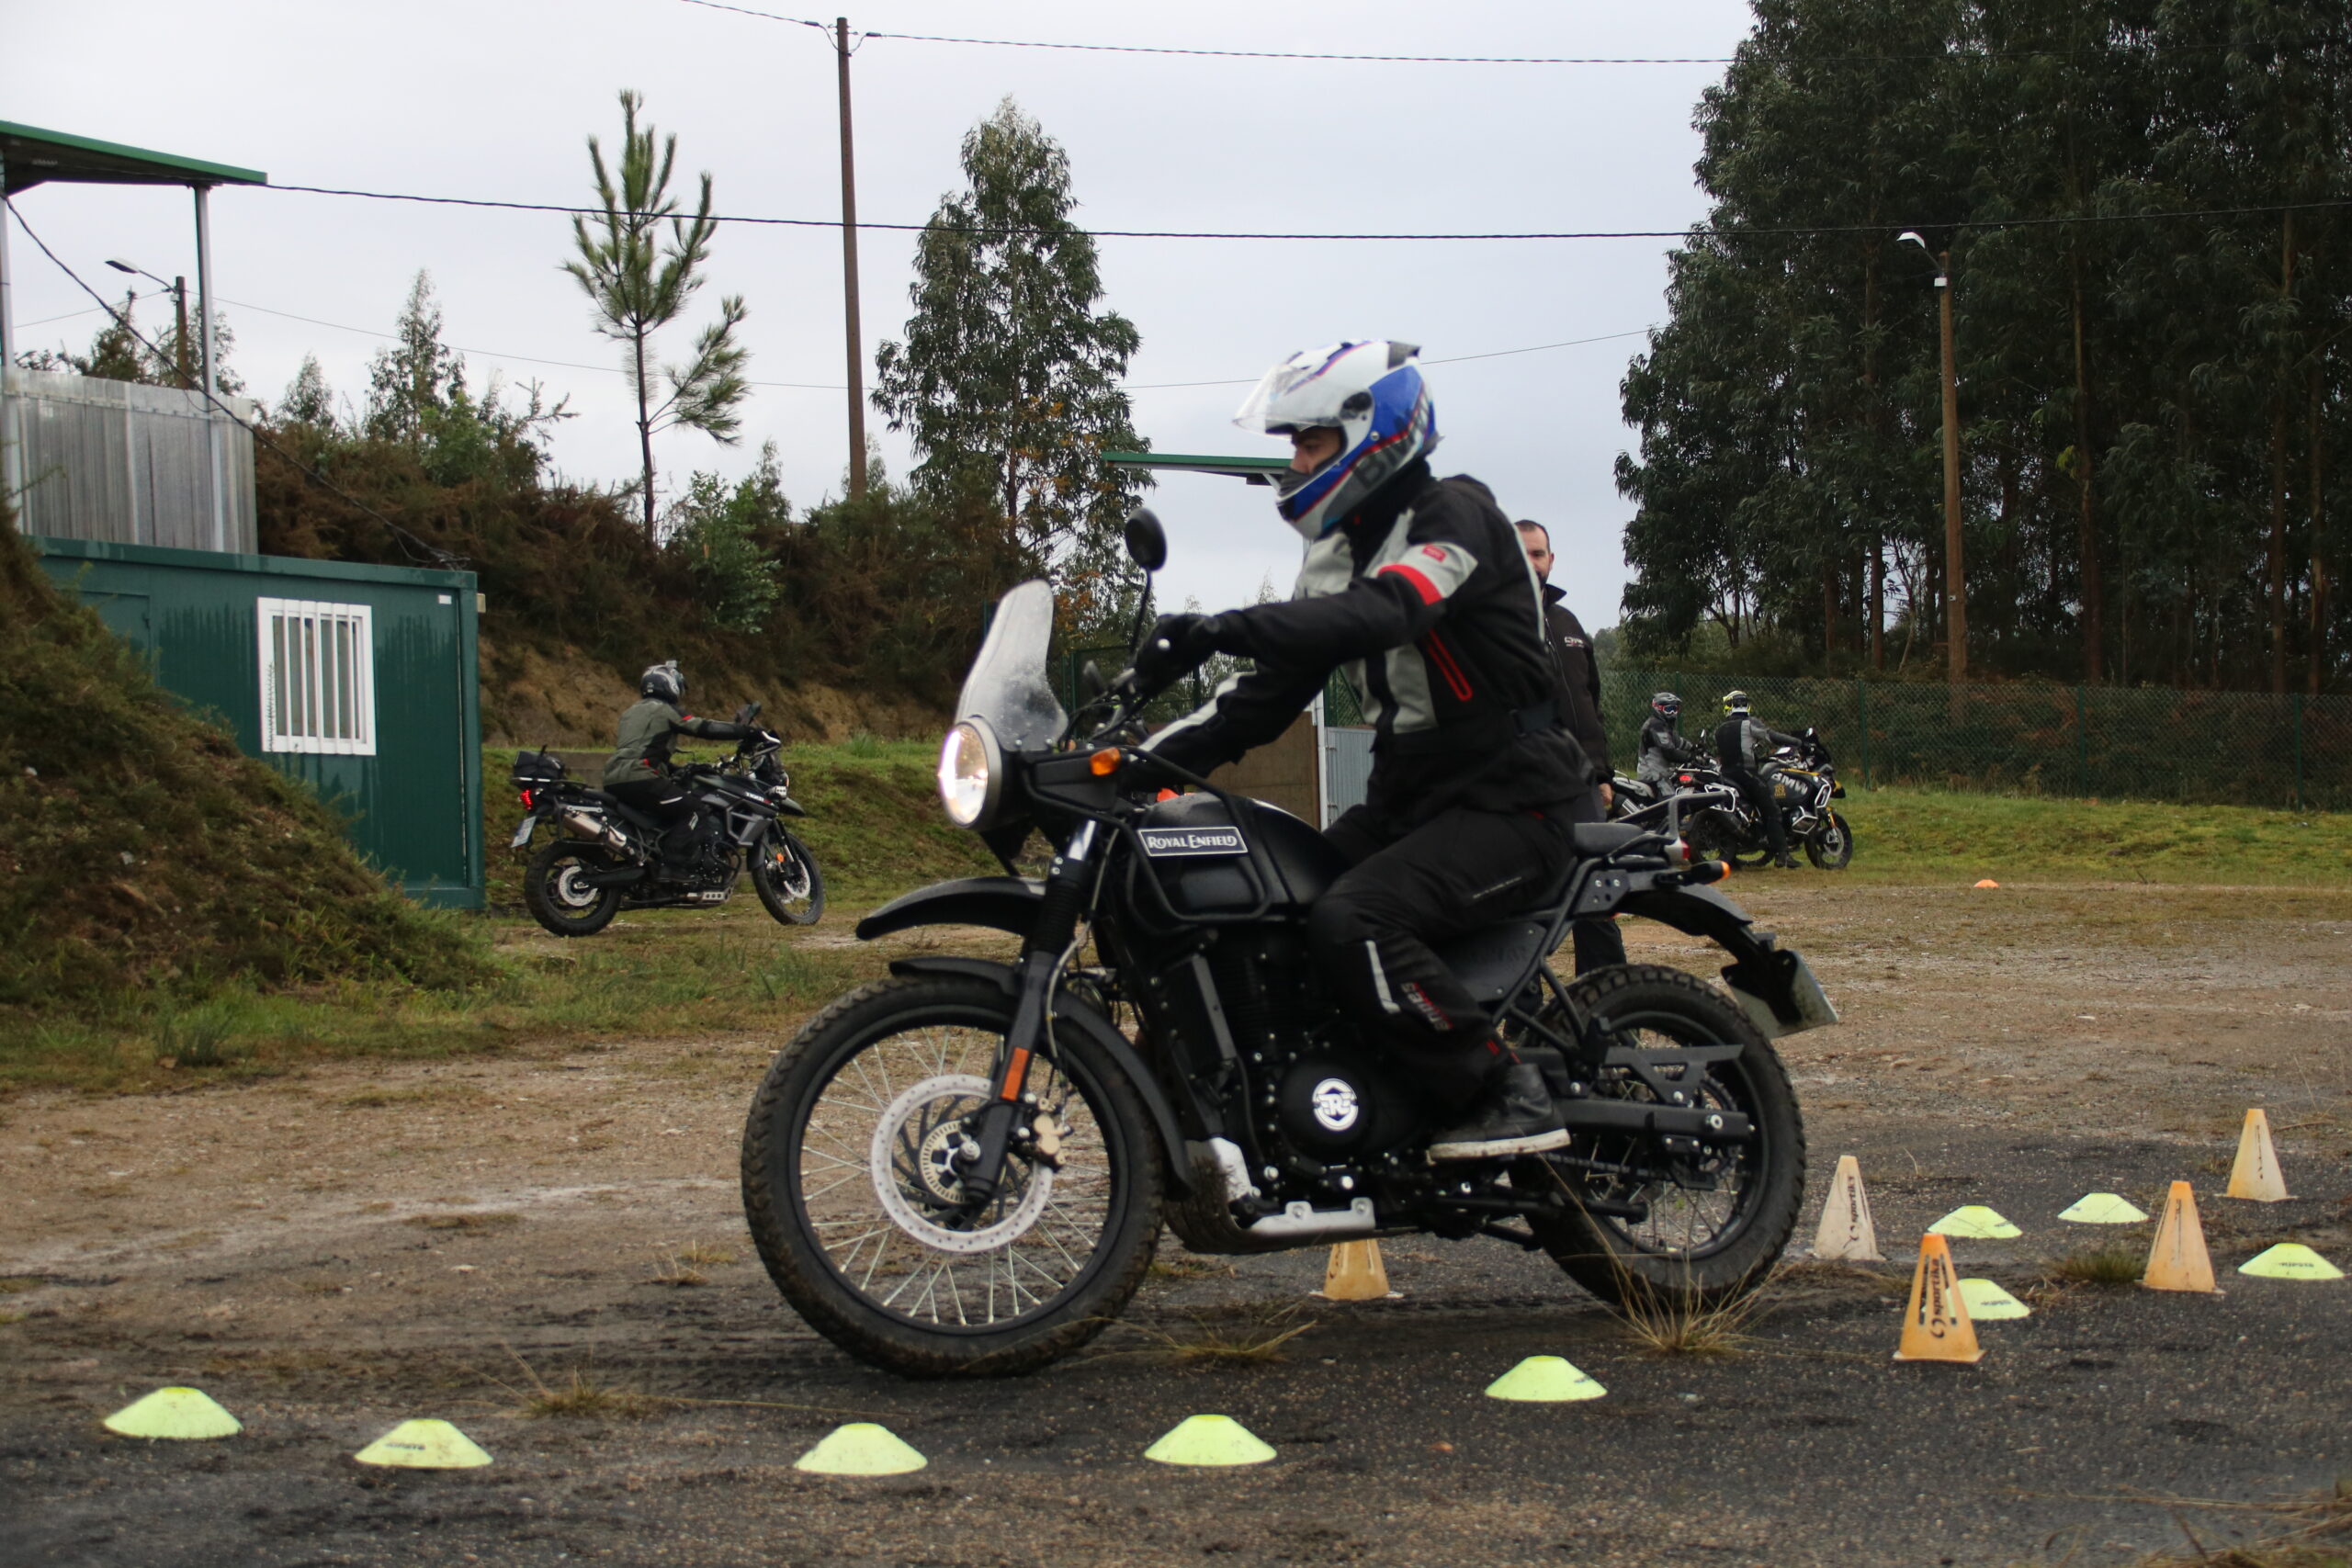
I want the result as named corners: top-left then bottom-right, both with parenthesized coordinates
top-left (214, 294), bottom-right (1649, 394)
top-left (664, 0), bottom-right (2263, 65)
top-left (5, 198), bottom-right (465, 571)
top-left (266, 179), bottom-right (2352, 243)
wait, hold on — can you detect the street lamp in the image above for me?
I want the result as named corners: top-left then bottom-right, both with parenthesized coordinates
top-left (1900, 230), bottom-right (1966, 683)
top-left (104, 256), bottom-right (192, 389)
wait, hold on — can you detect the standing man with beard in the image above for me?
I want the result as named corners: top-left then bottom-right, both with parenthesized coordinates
top-left (1517, 519), bottom-right (1626, 973)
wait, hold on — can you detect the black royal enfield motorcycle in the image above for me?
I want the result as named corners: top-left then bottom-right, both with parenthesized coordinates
top-left (740, 516), bottom-right (1838, 1376)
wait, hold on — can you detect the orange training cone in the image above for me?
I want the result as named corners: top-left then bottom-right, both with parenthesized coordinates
top-left (1894, 1233), bottom-right (1983, 1364)
top-left (2224, 1110), bottom-right (2290, 1202)
top-left (1317, 1239), bottom-right (1393, 1301)
top-left (2142, 1180), bottom-right (2218, 1293)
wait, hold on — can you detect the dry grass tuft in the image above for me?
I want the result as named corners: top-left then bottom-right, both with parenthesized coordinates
top-left (1120, 1306), bottom-right (1318, 1367)
top-left (1147, 1255), bottom-right (1239, 1281)
top-left (2043, 1244), bottom-right (2144, 1287)
top-left (648, 1256), bottom-right (709, 1288)
top-left (0, 1277), bottom-right (40, 1295)
top-left (676, 1240), bottom-right (738, 1268)
top-left (518, 1370), bottom-right (657, 1421)
top-left (1615, 1278), bottom-right (1774, 1358)
top-left (405, 1211), bottom-right (523, 1233)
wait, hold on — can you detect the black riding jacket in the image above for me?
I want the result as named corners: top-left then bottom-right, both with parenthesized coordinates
top-left (1539, 585), bottom-right (1611, 779)
top-left (1148, 460), bottom-right (1591, 827)
top-left (1713, 715), bottom-right (1802, 773)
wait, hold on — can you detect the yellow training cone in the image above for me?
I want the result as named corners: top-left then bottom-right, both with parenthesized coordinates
top-left (2142, 1181), bottom-right (2218, 1293)
top-left (1484, 1356), bottom-right (1606, 1403)
top-left (2224, 1110), bottom-right (2290, 1202)
top-left (1145, 1414), bottom-right (1276, 1467)
top-left (2237, 1244), bottom-right (2343, 1281)
top-left (2058, 1192), bottom-right (2150, 1224)
top-left (1928, 1205), bottom-right (2022, 1240)
top-left (1811, 1154), bottom-right (1883, 1262)
top-left (1956, 1279), bottom-right (2030, 1320)
top-left (354, 1418), bottom-right (492, 1469)
top-left (1316, 1239), bottom-right (1395, 1301)
top-left (103, 1387), bottom-right (242, 1440)
top-left (793, 1422), bottom-right (928, 1475)
top-left (1894, 1233), bottom-right (1983, 1364)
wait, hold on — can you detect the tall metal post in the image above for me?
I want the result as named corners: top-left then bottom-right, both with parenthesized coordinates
top-left (0, 149), bottom-right (19, 512)
top-left (836, 17), bottom-right (868, 501)
top-left (171, 276), bottom-right (190, 389)
top-left (1937, 251), bottom-right (1966, 683)
top-left (194, 183), bottom-right (226, 550)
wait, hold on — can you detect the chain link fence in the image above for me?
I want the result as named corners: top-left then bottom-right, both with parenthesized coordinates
top-left (1063, 644), bottom-right (2346, 811)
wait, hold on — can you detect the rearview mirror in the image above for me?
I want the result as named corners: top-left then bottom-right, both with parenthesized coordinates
top-left (736, 701), bottom-right (762, 724)
top-left (1124, 508), bottom-right (1168, 573)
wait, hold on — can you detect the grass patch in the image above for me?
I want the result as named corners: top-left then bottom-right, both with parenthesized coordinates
top-left (516, 1369), bottom-right (656, 1421)
top-left (1117, 1307), bottom-right (1318, 1367)
top-left (676, 1240), bottom-right (738, 1267)
top-left (1613, 1278), bottom-right (1773, 1359)
top-left (2043, 1244), bottom-right (2146, 1287)
top-left (1833, 787), bottom-right (2352, 887)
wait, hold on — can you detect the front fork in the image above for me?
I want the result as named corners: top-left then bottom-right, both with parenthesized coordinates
top-left (956, 821), bottom-right (1099, 1206)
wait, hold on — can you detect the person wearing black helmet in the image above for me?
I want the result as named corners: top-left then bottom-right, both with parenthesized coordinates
top-left (604, 660), bottom-right (758, 864)
top-left (1637, 692), bottom-right (1702, 784)
top-left (1713, 690), bottom-right (1802, 868)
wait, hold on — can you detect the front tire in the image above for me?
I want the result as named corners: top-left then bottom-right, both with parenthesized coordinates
top-left (1805, 810), bottom-right (1854, 870)
top-left (741, 976), bottom-right (1163, 1377)
top-left (750, 827), bottom-right (826, 925)
top-left (1521, 964), bottom-right (1804, 1309)
top-left (522, 840), bottom-right (623, 936)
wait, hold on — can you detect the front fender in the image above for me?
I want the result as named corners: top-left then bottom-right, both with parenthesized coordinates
top-left (1614, 883), bottom-right (1839, 1038)
top-left (885, 955), bottom-right (1194, 1194)
top-left (854, 876), bottom-right (1043, 942)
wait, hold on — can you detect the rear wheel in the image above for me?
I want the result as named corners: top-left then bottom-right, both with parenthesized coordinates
top-left (750, 827), bottom-right (826, 925)
top-left (1521, 964), bottom-right (1804, 1309)
top-left (522, 840), bottom-right (623, 936)
top-left (741, 976), bottom-right (1163, 1377)
top-left (1805, 810), bottom-right (1854, 870)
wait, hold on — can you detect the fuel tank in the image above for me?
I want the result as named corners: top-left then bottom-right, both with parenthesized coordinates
top-left (1133, 793), bottom-right (1349, 918)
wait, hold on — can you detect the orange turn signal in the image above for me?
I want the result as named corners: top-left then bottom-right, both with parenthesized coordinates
top-left (1089, 747), bottom-right (1123, 776)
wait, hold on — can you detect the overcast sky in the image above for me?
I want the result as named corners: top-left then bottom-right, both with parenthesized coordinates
top-left (6, 0), bottom-right (1754, 630)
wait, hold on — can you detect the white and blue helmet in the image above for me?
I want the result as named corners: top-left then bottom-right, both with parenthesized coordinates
top-left (1234, 341), bottom-right (1439, 540)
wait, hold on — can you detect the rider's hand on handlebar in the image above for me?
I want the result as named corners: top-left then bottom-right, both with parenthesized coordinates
top-left (1132, 613), bottom-right (1222, 694)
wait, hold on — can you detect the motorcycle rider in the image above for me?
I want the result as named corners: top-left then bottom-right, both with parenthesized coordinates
top-left (1516, 518), bottom-right (1624, 974)
top-left (1136, 341), bottom-right (1595, 1161)
top-left (603, 661), bottom-right (759, 867)
top-left (1713, 690), bottom-right (1803, 869)
top-left (1637, 692), bottom-right (1702, 784)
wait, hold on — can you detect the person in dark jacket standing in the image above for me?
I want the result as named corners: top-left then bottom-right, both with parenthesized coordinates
top-left (1516, 519), bottom-right (1625, 973)
top-left (1138, 341), bottom-right (1593, 1161)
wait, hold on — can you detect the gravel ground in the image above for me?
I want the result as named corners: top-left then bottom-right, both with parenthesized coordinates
top-left (3, 880), bottom-right (2347, 1568)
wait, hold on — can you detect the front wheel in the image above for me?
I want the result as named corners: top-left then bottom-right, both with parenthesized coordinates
top-left (741, 976), bottom-right (1164, 1377)
top-left (522, 840), bottom-right (623, 936)
top-left (1805, 810), bottom-right (1854, 870)
top-left (1521, 964), bottom-right (1805, 1310)
top-left (750, 827), bottom-right (826, 925)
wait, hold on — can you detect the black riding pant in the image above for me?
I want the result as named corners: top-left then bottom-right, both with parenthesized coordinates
top-left (1308, 794), bottom-right (1589, 1112)
top-left (1725, 768), bottom-right (1789, 858)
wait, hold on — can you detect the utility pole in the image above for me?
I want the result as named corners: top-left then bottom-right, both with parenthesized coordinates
top-left (1935, 249), bottom-right (1965, 683)
top-left (835, 17), bottom-right (867, 501)
top-left (171, 276), bottom-right (190, 389)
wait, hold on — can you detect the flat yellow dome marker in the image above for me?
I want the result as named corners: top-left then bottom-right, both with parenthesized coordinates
top-left (103, 1387), bottom-right (242, 1440)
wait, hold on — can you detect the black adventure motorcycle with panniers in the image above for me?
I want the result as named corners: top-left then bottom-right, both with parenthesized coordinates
top-left (510, 704), bottom-right (824, 936)
top-left (739, 513), bottom-right (1837, 1377)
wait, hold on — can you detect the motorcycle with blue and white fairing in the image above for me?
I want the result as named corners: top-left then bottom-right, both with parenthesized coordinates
top-left (739, 514), bottom-right (1836, 1378)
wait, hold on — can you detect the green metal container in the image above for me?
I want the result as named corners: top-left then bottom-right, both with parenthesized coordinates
top-left (31, 536), bottom-right (484, 908)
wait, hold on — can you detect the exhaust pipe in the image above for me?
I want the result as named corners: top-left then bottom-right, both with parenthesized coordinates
top-left (559, 807), bottom-right (631, 856)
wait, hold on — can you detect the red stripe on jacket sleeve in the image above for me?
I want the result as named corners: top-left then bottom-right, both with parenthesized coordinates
top-left (1376, 562), bottom-right (1442, 605)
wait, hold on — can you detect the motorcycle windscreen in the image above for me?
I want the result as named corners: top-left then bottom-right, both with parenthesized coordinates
top-left (957, 580), bottom-right (1067, 751)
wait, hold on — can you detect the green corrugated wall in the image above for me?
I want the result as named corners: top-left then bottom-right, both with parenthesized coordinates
top-left (31, 536), bottom-right (485, 908)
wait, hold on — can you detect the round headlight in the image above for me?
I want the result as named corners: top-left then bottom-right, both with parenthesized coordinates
top-left (937, 719), bottom-right (1000, 828)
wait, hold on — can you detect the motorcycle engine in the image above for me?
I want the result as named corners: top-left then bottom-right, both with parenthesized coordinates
top-left (1274, 1055), bottom-right (1414, 1158)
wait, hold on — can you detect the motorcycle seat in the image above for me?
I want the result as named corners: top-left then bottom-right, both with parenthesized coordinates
top-left (1570, 822), bottom-right (1648, 858)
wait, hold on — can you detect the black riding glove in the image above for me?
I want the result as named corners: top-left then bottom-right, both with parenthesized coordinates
top-left (1132, 613), bottom-right (1224, 694)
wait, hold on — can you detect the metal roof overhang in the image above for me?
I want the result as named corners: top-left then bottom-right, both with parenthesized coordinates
top-left (0, 122), bottom-right (267, 195)
top-left (1104, 450), bottom-right (1292, 487)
